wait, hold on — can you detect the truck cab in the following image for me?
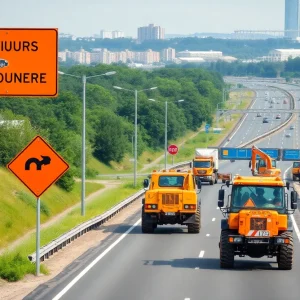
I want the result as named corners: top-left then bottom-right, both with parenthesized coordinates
top-left (192, 148), bottom-right (219, 185)
top-left (292, 161), bottom-right (300, 181)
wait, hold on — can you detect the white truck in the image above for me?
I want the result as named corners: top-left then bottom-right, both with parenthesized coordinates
top-left (191, 149), bottom-right (231, 185)
top-left (191, 149), bottom-right (219, 185)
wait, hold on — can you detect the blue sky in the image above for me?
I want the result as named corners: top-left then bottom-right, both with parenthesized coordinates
top-left (0, 0), bottom-right (285, 37)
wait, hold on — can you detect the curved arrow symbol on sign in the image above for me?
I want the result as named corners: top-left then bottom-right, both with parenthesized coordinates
top-left (25, 155), bottom-right (51, 170)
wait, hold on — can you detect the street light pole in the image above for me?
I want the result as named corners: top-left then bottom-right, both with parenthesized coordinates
top-left (58, 70), bottom-right (116, 216)
top-left (148, 98), bottom-right (184, 171)
top-left (134, 89), bottom-right (138, 188)
top-left (165, 101), bottom-right (168, 170)
top-left (82, 74), bottom-right (86, 216)
top-left (113, 86), bottom-right (157, 187)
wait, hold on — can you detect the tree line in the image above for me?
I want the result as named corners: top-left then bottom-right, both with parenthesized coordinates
top-left (0, 65), bottom-right (224, 191)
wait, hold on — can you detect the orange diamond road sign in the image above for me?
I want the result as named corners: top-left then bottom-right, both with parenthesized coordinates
top-left (0, 28), bottom-right (58, 97)
top-left (7, 135), bottom-right (69, 198)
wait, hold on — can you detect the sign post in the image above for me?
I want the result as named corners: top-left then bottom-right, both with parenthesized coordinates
top-left (2, 28), bottom-right (59, 276)
top-left (7, 135), bottom-right (69, 276)
top-left (168, 144), bottom-right (178, 167)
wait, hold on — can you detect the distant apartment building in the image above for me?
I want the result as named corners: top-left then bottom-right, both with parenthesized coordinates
top-left (265, 49), bottom-right (300, 62)
top-left (161, 48), bottom-right (176, 62)
top-left (137, 24), bottom-right (165, 43)
top-left (285, 0), bottom-right (300, 38)
top-left (59, 49), bottom-right (91, 64)
top-left (100, 30), bottom-right (125, 39)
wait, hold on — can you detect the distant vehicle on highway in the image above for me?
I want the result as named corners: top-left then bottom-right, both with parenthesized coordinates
top-left (290, 125), bottom-right (295, 130)
top-left (276, 114), bottom-right (281, 119)
top-left (0, 58), bottom-right (8, 68)
top-left (256, 112), bottom-right (262, 117)
top-left (286, 132), bottom-right (291, 137)
top-left (263, 117), bottom-right (269, 123)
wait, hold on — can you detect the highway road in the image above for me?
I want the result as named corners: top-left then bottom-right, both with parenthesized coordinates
top-left (25, 81), bottom-right (300, 300)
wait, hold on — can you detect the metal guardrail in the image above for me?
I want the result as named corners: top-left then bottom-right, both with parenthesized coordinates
top-left (28, 161), bottom-right (191, 262)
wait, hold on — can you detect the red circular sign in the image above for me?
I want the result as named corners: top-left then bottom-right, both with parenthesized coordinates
top-left (168, 144), bottom-right (178, 155)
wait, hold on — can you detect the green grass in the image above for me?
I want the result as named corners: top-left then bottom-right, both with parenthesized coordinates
top-left (0, 180), bottom-right (142, 281)
top-left (0, 167), bottom-right (103, 249)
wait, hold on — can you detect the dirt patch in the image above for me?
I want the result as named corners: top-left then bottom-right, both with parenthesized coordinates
top-left (0, 198), bottom-right (142, 300)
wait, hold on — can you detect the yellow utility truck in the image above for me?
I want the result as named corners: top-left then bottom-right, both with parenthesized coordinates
top-left (292, 161), bottom-right (300, 181)
top-left (142, 169), bottom-right (201, 233)
top-left (191, 148), bottom-right (219, 185)
top-left (249, 145), bottom-right (281, 177)
top-left (218, 175), bottom-right (297, 270)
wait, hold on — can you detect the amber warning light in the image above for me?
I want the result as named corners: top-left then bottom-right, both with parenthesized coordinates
top-left (0, 28), bottom-right (58, 97)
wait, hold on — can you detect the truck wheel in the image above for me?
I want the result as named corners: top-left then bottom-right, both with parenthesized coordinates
top-left (214, 174), bottom-right (218, 184)
top-left (222, 179), bottom-right (226, 183)
top-left (141, 206), bottom-right (154, 233)
top-left (293, 175), bottom-right (296, 181)
top-left (220, 230), bottom-right (235, 268)
top-left (278, 232), bottom-right (293, 270)
top-left (210, 179), bottom-right (214, 185)
top-left (188, 208), bottom-right (201, 233)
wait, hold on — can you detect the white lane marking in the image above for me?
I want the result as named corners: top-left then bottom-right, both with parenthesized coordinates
top-left (52, 218), bottom-right (141, 300)
top-left (212, 218), bottom-right (216, 222)
top-left (206, 234), bottom-right (210, 237)
top-left (199, 250), bottom-right (205, 258)
top-left (283, 167), bottom-right (300, 242)
top-left (184, 298), bottom-right (191, 300)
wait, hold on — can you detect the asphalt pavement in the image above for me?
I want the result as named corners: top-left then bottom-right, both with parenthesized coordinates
top-left (25, 81), bottom-right (300, 300)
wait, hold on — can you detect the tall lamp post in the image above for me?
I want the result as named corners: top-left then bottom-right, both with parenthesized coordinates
top-left (148, 99), bottom-right (184, 169)
top-left (58, 70), bottom-right (116, 216)
top-left (113, 86), bottom-right (157, 187)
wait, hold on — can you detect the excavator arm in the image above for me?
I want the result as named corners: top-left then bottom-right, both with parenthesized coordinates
top-left (250, 145), bottom-right (281, 177)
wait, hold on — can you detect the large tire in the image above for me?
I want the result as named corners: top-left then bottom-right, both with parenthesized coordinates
top-left (141, 206), bottom-right (154, 233)
top-left (188, 208), bottom-right (201, 233)
top-left (220, 230), bottom-right (235, 269)
top-left (278, 232), bottom-right (293, 270)
top-left (293, 175), bottom-right (297, 181)
top-left (214, 174), bottom-right (218, 184)
top-left (210, 179), bottom-right (214, 185)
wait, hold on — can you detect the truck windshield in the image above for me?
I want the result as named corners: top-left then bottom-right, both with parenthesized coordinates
top-left (293, 162), bottom-right (300, 168)
top-left (258, 160), bottom-right (276, 168)
top-left (194, 161), bottom-right (211, 168)
top-left (159, 176), bottom-right (184, 187)
top-left (231, 185), bottom-right (284, 210)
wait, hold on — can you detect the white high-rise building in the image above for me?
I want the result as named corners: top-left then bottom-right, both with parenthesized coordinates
top-left (285, 0), bottom-right (300, 38)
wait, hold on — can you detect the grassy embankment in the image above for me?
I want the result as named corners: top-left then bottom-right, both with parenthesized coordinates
top-left (0, 90), bottom-right (253, 281)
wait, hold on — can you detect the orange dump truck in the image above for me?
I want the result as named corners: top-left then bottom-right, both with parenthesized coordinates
top-left (142, 169), bottom-right (202, 233)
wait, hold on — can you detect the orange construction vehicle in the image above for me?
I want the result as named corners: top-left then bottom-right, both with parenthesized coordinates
top-left (218, 175), bottom-right (297, 270)
top-left (142, 169), bottom-right (202, 233)
top-left (249, 145), bottom-right (281, 177)
top-left (292, 161), bottom-right (300, 181)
